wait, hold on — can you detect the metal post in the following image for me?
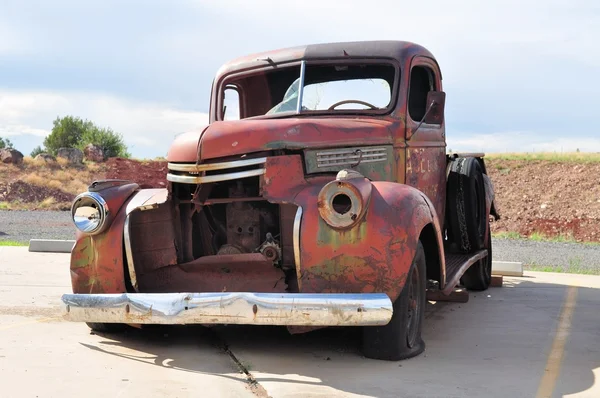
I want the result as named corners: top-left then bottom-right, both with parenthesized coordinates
top-left (296, 61), bottom-right (306, 114)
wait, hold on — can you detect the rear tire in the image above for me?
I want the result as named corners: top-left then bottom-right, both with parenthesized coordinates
top-left (86, 322), bottom-right (127, 333)
top-left (461, 223), bottom-right (493, 291)
top-left (446, 157), bottom-right (487, 252)
top-left (362, 242), bottom-right (427, 361)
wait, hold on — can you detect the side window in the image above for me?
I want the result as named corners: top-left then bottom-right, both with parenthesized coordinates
top-left (408, 66), bottom-right (436, 122)
top-left (223, 86), bottom-right (241, 120)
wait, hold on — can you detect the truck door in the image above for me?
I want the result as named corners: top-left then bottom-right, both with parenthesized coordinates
top-left (404, 56), bottom-right (447, 223)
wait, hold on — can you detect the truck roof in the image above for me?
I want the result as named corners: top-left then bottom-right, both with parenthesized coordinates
top-left (215, 40), bottom-right (438, 79)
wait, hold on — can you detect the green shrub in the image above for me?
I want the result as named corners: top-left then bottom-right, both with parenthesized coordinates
top-left (30, 145), bottom-right (45, 157)
top-left (78, 126), bottom-right (130, 159)
top-left (42, 115), bottom-right (130, 159)
top-left (0, 137), bottom-right (14, 149)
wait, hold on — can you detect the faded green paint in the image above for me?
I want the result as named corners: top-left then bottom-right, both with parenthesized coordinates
top-left (316, 218), bottom-right (369, 249)
top-left (304, 146), bottom-right (395, 181)
top-left (71, 236), bottom-right (94, 269)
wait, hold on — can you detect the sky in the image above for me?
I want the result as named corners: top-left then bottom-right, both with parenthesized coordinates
top-left (1, 0), bottom-right (598, 158)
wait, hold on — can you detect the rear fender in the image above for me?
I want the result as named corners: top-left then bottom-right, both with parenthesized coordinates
top-left (293, 179), bottom-right (445, 303)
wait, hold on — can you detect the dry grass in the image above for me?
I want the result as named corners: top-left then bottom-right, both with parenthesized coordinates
top-left (0, 199), bottom-right (71, 211)
top-left (0, 158), bottom-right (106, 197)
top-left (485, 152), bottom-right (600, 163)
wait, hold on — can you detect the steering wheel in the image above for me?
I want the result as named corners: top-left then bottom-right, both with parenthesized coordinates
top-left (327, 100), bottom-right (378, 110)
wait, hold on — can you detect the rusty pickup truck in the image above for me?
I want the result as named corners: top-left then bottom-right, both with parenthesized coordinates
top-left (62, 40), bottom-right (498, 361)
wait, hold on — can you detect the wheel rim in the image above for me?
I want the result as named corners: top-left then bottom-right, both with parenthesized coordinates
top-left (406, 266), bottom-right (421, 348)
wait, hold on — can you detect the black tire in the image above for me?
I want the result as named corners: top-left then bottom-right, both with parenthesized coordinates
top-left (362, 242), bottom-right (427, 361)
top-left (86, 322), bottom-right (127, 333)
top-left (461, 223), bottom-right (493, 291)
top-left (446, 157), bottom-right (487, 253)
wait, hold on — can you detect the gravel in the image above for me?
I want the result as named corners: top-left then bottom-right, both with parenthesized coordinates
top-left (2, 211), bottom-right (599, 273)
top-left (492, 237), bottom-right (600, 273)
top-left (0, 210), bottom-right (74, 243)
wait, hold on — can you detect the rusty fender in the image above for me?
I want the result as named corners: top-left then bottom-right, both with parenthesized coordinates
top-left (262, 155), bottom-right (444, 303)
top-left (70, 181), bottom-right (169, 295)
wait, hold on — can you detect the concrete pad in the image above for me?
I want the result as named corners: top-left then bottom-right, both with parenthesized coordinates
top-left (28, 239), bottom-right (75, 253)
top-left (1, 247), bottom-right (599, 398)
top-left (219, 272), bottom-right (600, 398)
top-left (0, 247), bottom-right (255, 398)
top-left (492, 260), bottom-right (524, 276)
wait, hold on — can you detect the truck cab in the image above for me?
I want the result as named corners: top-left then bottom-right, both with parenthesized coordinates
top-left (63, 40), bottom-right (498, 361)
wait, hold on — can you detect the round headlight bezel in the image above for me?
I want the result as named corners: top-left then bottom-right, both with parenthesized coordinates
top-left (317, 180), bottom-right (365, 229)
top-left (71, 192), bottom-right (109, 235)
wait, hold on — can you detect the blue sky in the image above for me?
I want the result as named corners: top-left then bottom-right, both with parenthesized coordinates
top-left (1, 0), bottom-right (598, 158)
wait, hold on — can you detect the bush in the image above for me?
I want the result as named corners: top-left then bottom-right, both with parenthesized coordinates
top-left (42, 115), bottom-right (130, 159)
top-left (43, 116), bottom-right (93, 155)
top-left (78, 126), bottom-right (130, 159)
top-left (0, 137), bottom-right (14, 149)
top-left (30, 146), bottom-right (44, 158)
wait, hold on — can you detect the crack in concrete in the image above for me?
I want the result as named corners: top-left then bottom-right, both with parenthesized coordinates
top-left (207, 328), bottom-right (271, 398)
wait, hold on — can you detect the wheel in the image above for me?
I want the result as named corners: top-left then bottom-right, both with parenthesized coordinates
top-left (446, 157), bottom-right (487, 252)
top-left (86, 322), bottom-right (127, 333)
top-left (362, 242), bottom-right (427, 361)
top-left (461, 223), bottom-right (493, 291)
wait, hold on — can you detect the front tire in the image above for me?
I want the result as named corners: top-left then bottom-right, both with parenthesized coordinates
top-left (362, 242), bottom-right (427, 361)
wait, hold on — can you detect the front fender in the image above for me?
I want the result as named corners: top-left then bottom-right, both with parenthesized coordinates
top-left (70, 181), bottom-right (139, 294)
top-left (293, 180), bottom-right (444, 303)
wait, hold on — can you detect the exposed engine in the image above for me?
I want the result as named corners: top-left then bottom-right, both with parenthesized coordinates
top-left (210, 181), bottom-right (281, 265)
top-left (126, 157), bottom-right (298, 294)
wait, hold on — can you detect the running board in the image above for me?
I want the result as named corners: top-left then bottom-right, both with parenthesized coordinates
top-left (441, 249), bottom-right (488, 295)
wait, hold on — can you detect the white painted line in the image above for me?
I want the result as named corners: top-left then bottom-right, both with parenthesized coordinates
top-left (28, 239), bottom-right (75, 253)
top-left (492, 260), bottom-right (523, 277)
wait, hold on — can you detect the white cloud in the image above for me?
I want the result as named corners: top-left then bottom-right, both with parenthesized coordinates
top-left (0, 90), bottom-right (208, 157)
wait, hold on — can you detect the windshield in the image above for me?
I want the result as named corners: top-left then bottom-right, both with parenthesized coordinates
top-left (220, 62), bottom-right (396, 120)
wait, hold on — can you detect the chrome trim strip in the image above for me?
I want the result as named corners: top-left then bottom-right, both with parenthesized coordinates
top-left (168, 157), bottom-right (267, 172)
top-left (123, 214), bottom-right (138, 292)
top-left (167, 168), bottom-right (265, 184)
top-left (296, 60), bottom-right (306, 113)
top-left (61, 292), bottom-right (393, 326)
top-left (293, 206), bottom-right (303, 291)
top-left (316, 147), bottom-right (387, 156)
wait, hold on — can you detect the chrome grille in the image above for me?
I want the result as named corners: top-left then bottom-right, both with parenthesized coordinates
top-left (316, 147), bottom-right (387, 168)
top-left (167, 157), bottom-right (267, 184)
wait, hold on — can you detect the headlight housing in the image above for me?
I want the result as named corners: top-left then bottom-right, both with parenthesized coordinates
top-left (71, 192), bottom-right (109, 235)
top-left (317, 170), bottom-right (372, 229)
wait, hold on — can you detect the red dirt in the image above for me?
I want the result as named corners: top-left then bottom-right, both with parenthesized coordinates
top-left (0, 180), bottom-right (75, 203)
top-left (103, 158), bottom-right (168, 189)
top-left (486, 159), bottom-right (600, 242)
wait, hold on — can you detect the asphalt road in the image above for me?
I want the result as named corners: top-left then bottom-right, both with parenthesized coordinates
top-left (0, 210), bottom-right (75, 242)
top-left (2, 211), bottom-right (600, 271)
top-left (1, 247), bottom-right (599, 398)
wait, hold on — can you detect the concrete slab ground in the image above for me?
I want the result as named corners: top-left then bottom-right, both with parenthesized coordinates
top-left (1, 246), bottom-right (598, 398)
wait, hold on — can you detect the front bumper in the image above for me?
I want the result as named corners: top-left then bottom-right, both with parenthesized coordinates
top-left (61, 292), bottom-right (393, 326)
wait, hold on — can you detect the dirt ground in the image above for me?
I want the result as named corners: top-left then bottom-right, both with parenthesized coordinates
top-left (1, 156), bottom-right (599, 242)
top-left (486, 159), bottom-right (600, 242)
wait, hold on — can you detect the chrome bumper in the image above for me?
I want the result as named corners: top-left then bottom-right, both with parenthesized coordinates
top-left (61, 292), bottom-right (393, 326)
